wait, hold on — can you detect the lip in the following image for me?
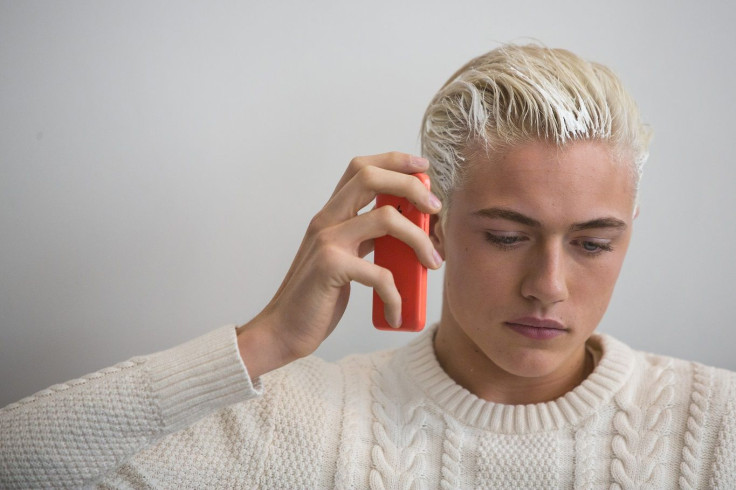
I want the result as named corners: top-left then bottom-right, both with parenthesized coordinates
top-left (504, 316), bottom-right (567, 340)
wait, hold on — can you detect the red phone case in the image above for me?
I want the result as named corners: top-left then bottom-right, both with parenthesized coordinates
top-left (372, 173), bottom-right (430, 331)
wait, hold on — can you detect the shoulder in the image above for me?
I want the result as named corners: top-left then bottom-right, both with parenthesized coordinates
top-left (595, 333), bottom-right (735, 439)
top-left (629, 344), bottom-right (736, 439)
top-left (107, 348), bottom-right (400, 487)
top-left (630, 342), bottom-right (736, 403)
top-left (597, 333), bottom-right (736, 486)
top-left (595, 332), bottom-right (735, 393)
top-left (247, 346), bottom-right (400, 424)
top-left (709, 366), bottom-right (736, 487)
top-left (262, 346), bottom-right (396, 391)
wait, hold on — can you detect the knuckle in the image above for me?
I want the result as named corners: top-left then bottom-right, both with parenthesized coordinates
top-left (376, 267), bottom-right (395, 288)
top-left (306, 211), bottom-right (326, 235)
top-left (313, 241), bottom-right (341, 270)
top-left (312, 227), bottom-right (334, 249)
top-left (409, 178), bottom-right (428, 201)
top-left (377, 204), bottom-right (397, 220)
top-left (356, 165), bottom-right (380, 188)
top-left (348, 156), bottom-right (366, 173)
top-left (376, 205), bottom-right (402, 231)
top-left (388, 151), bottom-right (407, 165)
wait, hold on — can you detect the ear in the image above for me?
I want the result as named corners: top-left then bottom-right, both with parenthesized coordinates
top-left (429, 213), bottom-right (446, 259)
top-left (633, 206), bottom-right (640, 220)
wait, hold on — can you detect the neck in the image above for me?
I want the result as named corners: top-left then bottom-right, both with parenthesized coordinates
top-left (433, 320), bottom-right (594, 405)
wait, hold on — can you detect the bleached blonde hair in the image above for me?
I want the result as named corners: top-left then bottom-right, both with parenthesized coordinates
top-left (421, 44), bottom-right (652, 216)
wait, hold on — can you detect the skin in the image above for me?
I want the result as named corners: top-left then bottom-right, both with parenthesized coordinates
top-left (237, 152), bottom-right (443, 378)
top-left (432, 140), bottom-right (637, 404)
top-left (238, 141), bottom-right (636, 407)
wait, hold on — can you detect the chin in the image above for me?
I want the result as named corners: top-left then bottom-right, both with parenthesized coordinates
top-left (491, 347), bottom-right (570, 379)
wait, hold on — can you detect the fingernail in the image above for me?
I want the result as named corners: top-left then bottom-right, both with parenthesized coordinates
top-left (393, 314), bottom-right (402, 328)
top-left (411, 155), bottom-right (429, 167)
top-left (433, 249), bottom-right (444, 267)
top-left (429, 193), bottom-right (442, 210)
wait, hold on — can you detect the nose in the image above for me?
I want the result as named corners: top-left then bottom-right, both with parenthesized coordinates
top-left (520, 240), bottom-right (569, 305)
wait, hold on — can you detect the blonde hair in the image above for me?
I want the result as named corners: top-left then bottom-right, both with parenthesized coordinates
top-left (421, 44), bottom-right (652, 215)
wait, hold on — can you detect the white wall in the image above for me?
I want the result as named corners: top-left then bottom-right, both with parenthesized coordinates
top-left (2, 0), bottom-right (735, 407)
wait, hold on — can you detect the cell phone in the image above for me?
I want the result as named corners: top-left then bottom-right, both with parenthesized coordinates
top-left (372, 173), bottom-right (430, 332)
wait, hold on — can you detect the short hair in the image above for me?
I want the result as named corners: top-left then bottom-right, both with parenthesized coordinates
top-left (421, 44), bottom-right (652, 217)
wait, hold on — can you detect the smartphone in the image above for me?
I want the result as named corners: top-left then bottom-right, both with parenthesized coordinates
top-left (372, 173), bottom-right (430, 331)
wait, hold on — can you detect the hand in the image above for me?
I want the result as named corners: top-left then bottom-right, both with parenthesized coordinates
top-left (237, 152), bottom-right (443, 378)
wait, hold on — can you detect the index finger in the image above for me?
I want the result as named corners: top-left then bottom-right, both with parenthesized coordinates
top-left (330, 151), bottom-right (429, 199)
top-left (322, 166), bottom-right (440, 225)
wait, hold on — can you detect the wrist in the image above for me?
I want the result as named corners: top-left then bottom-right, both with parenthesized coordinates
top-left (236, 313), bottom-right (296, 379)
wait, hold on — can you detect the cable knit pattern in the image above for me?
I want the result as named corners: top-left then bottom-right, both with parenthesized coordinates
top-left (710, 374), bottom-right (736, 489)
top-left (574, 411), bottom-right (601, 488)
top-left (2, 325), bottom-right (736, 488)
top-left (679, 363), bottom-right (713, 489)
top-left (611, 356), bottom-right (675, 489)
top-left (369, 360), bottom-right (427, 490)
top-left (440, 414), bottom-right (464, 489)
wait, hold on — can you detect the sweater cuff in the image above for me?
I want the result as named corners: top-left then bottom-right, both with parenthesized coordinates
top-left (146, 325), bottom-right (262, 434)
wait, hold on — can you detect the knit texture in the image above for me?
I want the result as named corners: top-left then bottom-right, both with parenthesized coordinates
top-left (1, 324), bottom-right (735, 489)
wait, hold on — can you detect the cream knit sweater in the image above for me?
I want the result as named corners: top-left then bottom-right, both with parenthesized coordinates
top-left (1, 325), bottom-right (735, 489)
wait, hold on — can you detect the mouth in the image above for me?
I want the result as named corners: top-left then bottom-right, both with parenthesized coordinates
top-left (504, 316), bottom-right (567, 340)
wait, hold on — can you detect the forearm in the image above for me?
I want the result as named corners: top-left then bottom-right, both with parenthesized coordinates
top-left (0, 325), bottom-right (260, 488)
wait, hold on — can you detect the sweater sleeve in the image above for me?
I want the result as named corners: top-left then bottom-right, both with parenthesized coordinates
top-left (0, 325), bottom-right (262, 489)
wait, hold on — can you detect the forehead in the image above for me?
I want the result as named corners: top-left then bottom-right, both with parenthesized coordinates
top-left (452, 140), bottom-right (636, 225)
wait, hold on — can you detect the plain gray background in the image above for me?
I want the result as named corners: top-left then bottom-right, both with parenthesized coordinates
top-left (2, 1), bottom-right (735, 408)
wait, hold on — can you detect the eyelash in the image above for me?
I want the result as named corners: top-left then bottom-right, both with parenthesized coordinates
top-left (484, 233), bottom-right (526, 250)
top-left (572, 239), bottom-right (614, 256)
top-left (484, 233), bottom-right (614, 256)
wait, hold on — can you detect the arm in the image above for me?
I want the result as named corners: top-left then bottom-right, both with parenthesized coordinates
top-left (0, 152), bottom-right (442, 487)
top-left (235, 152), bottom-right (443, 379)
top-left (0, 325), bottom-right (258, 488)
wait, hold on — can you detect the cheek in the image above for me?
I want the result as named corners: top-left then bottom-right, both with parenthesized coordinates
top-left (443, 238), bottom-right (517, 310)
top-left (570, 259), bottom-right (626, 325)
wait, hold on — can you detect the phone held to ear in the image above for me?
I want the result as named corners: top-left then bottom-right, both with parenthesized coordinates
top-left (372, 173), bottom-right (430, 332)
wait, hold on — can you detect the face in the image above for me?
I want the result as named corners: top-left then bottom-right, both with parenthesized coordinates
top-left (432, 140), bottom-right (636, 389)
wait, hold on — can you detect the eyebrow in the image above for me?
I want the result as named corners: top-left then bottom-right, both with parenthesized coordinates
top-left (472, 207), bottom-right (627, 232)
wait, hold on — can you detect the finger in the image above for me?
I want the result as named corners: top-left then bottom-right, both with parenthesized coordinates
top-left (330, 151), bottom-right (429, 199)
top-left (332, 205), bottom-right (442, 270)
top-left (340, 255), bottom-right (402, 328)
top-left (321, 166), bottom-right (442, 226)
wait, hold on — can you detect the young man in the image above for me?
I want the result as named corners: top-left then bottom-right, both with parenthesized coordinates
top-left (2, 44), bottom-right (735, 488)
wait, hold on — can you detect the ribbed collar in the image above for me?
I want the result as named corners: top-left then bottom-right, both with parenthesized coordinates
top-left (399, 325), bottom-right (635, 434)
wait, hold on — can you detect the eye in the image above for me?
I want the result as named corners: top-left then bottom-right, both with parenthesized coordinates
top-left (485, 232), bottom-right (527, 250)
top-left (573, 239), bottom-right (614, 256)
